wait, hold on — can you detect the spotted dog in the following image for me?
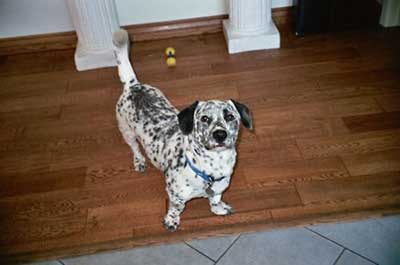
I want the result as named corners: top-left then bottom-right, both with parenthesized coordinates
top-left (112, 29), bottom-right (253, 231)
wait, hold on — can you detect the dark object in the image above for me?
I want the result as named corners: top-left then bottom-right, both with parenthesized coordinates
top-left (177, 101), bottom-right (199, 135)
top-left (294, 0), bottom-right (382, 36)
top-left (213, 130), bottom-right (228, 143)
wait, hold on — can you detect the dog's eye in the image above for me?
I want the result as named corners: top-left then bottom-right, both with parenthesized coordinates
top-left (201, 115), bottom-right (210, 123)
top-left (225, 114), bottom-right (235, 121)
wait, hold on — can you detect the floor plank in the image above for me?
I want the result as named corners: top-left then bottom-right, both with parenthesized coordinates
top-left (295, 171), bottom-right (400, 204)
top-left (297, 129), bottom-right (400, 159)
top-left (242, 156), bottom-right (349, 185)
top-left (343, 111), bottom-right (400, 133)
top-left (375, 94), bottom-right (400, 112)
top-left (341, 149), bottom-right (400, 176)
top-left (0, 167), bottom-right (86, 198)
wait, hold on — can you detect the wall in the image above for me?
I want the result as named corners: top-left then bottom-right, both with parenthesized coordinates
top-left (0, 0), bottom-right (73, 38)
top-left (0, 0), bottom-right (293, 39)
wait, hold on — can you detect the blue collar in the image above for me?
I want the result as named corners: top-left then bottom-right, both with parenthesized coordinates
top-left (185, 155), bottom-right (218, 183)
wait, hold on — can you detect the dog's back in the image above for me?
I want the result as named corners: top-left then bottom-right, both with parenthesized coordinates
top-left (112, 29), bottom-right (184, 172)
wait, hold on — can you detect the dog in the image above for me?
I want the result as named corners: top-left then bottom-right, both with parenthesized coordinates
top-left (112, 29), bottom-right (253, 231)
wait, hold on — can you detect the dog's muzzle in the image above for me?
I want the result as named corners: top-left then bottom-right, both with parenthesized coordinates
top-left (213, 130), bottom-right (227, 144)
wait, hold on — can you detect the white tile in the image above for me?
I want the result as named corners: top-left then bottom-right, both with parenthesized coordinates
top-left (376, 215), bottom-right (400, 233)
top-left (309, 219), bottom-right (400, 265)
top-left (62, 243), bottom-right (213, 265)
top-left (217, 228), bottom-right (342, 265)
top-left (335, 250), bottom-right (375, 265)
top-left (186, 234), bottom-right (239, 261)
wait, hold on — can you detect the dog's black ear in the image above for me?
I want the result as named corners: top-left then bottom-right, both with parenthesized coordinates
top-left (178, 101), bottom-right (199, 135)
top-left (230, 99), bottom-right (254, 131)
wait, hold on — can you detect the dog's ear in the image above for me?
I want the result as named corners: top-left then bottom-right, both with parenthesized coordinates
top-left (230, 99), bottom-right (254, 131)
top-left (178, 101), bottom-right (199, 135)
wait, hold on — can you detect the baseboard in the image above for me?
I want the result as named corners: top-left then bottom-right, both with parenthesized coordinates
top-left (123, 15), bottom-right (229, 42)
top-left (0, 7), bottom-right (292, 56)
top-left (0, 31), bottom-right (77, 56)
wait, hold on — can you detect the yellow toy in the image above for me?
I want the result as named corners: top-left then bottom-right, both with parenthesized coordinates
top-left (165, 47), bottom-right (176, 67)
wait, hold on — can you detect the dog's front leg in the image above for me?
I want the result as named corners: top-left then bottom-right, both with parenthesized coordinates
top-left (209, 194), bottom-right (233, 215)
top-left (164, 198), bottom-right (186, 231)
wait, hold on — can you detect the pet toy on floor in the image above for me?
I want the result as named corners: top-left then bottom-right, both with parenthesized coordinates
top-left (165, 47), bottom-right (176, 67)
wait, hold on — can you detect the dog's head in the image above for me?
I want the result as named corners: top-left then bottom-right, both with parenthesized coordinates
top-left (178, 100), bottom-right (253, 150)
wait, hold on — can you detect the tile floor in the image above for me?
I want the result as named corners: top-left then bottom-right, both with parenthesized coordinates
top-left (27, 215), bottom-right (400, 265)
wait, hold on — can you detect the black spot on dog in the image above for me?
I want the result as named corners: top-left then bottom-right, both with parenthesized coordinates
top-left (165, 124), bottom-right (179, 139)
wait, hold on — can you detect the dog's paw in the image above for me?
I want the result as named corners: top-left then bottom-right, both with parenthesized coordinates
top-left (210, 201), bottom-right (233, 216)
top-left (163, 216), bottom-right (180, 232)
top-left (133, 158), bottom-right (146, 172)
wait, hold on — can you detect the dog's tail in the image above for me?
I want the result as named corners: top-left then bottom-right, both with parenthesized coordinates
top-left (112, 29), bottom-right (138, 85)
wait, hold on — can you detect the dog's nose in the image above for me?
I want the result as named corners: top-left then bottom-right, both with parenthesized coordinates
top-left (213, 130), bottom-right (227, 143)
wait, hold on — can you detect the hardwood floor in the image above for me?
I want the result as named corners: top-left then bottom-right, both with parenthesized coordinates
top-left (0, 22), bottom-right (400, 263)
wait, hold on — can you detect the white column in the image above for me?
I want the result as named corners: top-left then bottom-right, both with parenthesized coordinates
top-left (66, 0), bottom-right (120, 71)
top-left (380, 0), bottom-right (400, 27)
top-left (223, 0), bottom-right (280, 54)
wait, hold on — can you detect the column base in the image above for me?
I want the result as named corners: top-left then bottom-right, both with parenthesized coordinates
top-left (223, 20), bottom-right (280, 54)
top-left (380, 0), bottom-right (400, 27)
top-left (74, 44), bottom-right (117, 71)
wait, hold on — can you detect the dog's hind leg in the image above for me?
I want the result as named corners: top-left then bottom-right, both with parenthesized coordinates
top-left (117, 119), bottom-right (146, 172)
top-left (128, 136), bottom-right (146, 172)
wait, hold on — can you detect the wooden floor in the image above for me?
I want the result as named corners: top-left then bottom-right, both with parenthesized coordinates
top-left (1, 21), bottom-right (400, 263)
